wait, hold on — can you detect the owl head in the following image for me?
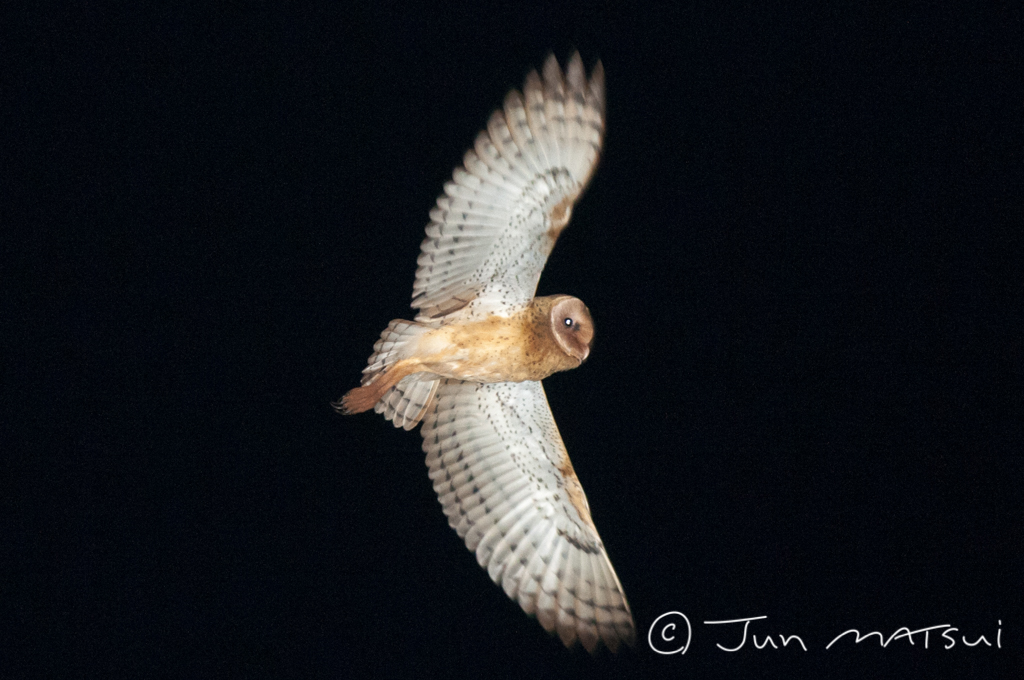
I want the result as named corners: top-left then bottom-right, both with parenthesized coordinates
top-left (549, 296), bottom-right (594, 364)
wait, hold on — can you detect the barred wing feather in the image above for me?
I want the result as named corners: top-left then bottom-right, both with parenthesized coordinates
top-left (421, 380), bottom-right (635, 652)
top-left (413, 53), bottom-right (605, 320)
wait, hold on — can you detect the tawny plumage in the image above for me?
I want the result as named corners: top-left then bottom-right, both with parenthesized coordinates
top-left (335, 53), bottom-right (634, 652)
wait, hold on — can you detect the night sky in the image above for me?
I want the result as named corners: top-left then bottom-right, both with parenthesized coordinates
top-left (8, 2), bottom-right (1022, 678)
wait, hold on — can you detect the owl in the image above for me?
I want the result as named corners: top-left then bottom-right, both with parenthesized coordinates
top-left (336, 53), bottom-right (634, 652)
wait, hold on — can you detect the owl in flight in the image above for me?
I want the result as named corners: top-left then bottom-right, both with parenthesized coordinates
top-left (336, 53), bottom-right (634, 652)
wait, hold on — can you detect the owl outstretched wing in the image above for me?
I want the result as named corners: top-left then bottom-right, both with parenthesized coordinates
top-left (421, 379), bottom-right (635, 652)
top-left (412, 53), bottom-right (605, 320)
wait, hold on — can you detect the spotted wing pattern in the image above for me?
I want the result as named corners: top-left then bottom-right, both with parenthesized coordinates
top-left (421, 379), bottom-right (635, 652)
top-left (412, 53), bottom-right (606, 320)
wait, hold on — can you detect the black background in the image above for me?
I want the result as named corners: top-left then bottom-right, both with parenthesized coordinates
top-left (7, 1), bottom-right (1022, 678)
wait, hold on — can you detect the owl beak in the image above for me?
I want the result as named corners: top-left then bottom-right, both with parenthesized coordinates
top-left (578, 346), bottom-right (590, 364)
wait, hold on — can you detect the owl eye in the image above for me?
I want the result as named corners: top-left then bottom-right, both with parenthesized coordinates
top-left (563, 317), bottom-right (573, 327)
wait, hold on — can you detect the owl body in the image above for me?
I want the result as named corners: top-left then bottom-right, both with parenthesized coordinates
top-left (418, 299), bottom-right (581, 383)
top-left (339, 295), bottom-right (592, 414)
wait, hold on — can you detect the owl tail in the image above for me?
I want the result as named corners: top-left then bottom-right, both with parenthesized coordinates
top-left (333, 320), bottom-right (440, 430)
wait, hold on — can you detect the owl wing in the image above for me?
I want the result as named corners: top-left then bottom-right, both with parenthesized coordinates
top-left (412, 53), bottom-right (605, 320)
top-left (421, 379), bottom-right (635, 652)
